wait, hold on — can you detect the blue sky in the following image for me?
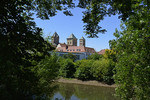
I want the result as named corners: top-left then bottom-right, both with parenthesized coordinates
top-left (34, 7), bottom-right (121, 51)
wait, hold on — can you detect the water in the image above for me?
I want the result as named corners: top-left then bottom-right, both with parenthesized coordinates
top-left (50, 83), bottom-right (119, 100)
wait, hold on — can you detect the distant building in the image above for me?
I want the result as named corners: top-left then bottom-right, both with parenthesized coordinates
top-left (67, 33), bottom-right (77, 46)
top-left (79, 36), bottom-right (85, 46)
top-left (51, 32), bottom-right (59, 47)
top-left (98, 49), bottom-right (106, 55)
top-left (51, 32), bottom-right (96, 60)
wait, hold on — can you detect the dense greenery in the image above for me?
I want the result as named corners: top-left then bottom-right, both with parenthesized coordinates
top-left (110, 10), bottom-right (150, 100)
top-left (0, 0), bottom-right (55, 99)
top-left (87, 52), bottom-right (102, 60)
top-left (1, 0), bottom-right (149, 99)
top-left (75, 60), bottom-right (94, 80)
top-left (59, 58), bottom-right (76, 78)
top-left (62, 53), bottom-right (77, 61)
top-left (58, 51), bottom-right (116, 84)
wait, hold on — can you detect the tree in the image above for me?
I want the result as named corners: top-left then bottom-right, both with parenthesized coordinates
top-left (0, 0), bottom-right (54, 99)
top-left (103, 49), bottom-right (116, 62)
top-left (110, 7), bottom-right (150, 99)
top-left (59, 58), bottom-right (76, 78)
top-left (63, 53), bottom-right (77, 61)
top-left (1, 0), bottom-right (150, 99)
top-left (87, 53), bottom-right (102, 60)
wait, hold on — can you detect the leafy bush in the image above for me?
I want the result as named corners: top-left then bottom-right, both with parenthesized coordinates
top-left (62, 53), bottom-right (77, 61)
top-left (91, 58), bottom-right (115, 84)
top-left (33, 54), bottom-right (60, 98)
top-left (92, 59), bottom-right (108, 81)
top-left (103, 49), bottom-right (116, 62)
top-left (75, 60), bottom-right (94, 80)
top-left (103, 59), bottom-right (115, 84)
top-left (59, 58), bottom-right (76, 78)
top-left (87, 53), bottom-right (102, 60)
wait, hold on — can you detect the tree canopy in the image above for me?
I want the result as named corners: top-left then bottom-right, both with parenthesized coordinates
top-left (2, 0), bottom-right (149, 38)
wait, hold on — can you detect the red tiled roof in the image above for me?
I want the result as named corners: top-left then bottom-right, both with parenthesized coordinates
top-left (56, 44), bottom-right (96, 53)
top-left (98, 49), bottom-right (106, 55)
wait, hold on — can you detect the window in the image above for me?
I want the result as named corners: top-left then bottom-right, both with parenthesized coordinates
top-left (73, 49), bottom-right (75, 51)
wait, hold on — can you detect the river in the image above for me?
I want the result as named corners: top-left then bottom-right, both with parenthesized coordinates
top-left (50, 82), bottom-right (119, 100)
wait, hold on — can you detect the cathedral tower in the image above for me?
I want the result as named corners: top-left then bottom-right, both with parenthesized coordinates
top-left (67, 33), bottom-right (77, 46)
top-left (51, 32), bottom-right (59, 46)
top-left (79, 36), bottom-right (85, 46)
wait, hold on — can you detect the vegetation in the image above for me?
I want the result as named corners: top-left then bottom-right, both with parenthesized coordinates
top-left (87, 53), bottom-right (102, 60)
top-left (75, 60), bottom-right (94, 80)
top-left (59, 58), bottom-right (76, 78)
top-left (58, 50), bottom-right (116, 85)
top-left (62, 53), bottom-right (77, 61)
top-left (1, 0), bottom-right (149, 99)
top-left (110, 14), bottom-right (150, 100)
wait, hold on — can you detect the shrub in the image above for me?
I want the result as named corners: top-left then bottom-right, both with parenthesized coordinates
top-left (103, 59), bottom-right (115, 84)
top-left (87, 53), bottom-right (102, 60)
top-left (59, 58), bottom-right (76, 78)
top-left (92, 58), bottom-right (115, 84)
top-left (63, 53), bottom-right (77, 61)
top-left (75, 60), bottom-right (94, 80)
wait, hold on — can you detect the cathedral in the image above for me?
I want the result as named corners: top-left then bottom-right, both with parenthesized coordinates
top-left (51, 32), bottom-right (85, 47)
top-left (51, 32), bottom-right (96, 60)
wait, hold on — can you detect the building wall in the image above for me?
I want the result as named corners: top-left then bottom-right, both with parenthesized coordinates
top-left (67, 38), bottom-right (77, 46)
top-left (55, 52), bottom-right (88, 60)
top-left (52, 36), bottom-right (59, 45)
top-left (79, 39), bottom-right (85, 46)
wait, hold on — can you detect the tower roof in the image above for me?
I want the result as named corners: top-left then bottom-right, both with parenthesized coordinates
top-left (52, 32), bottom-right (59, 37)
top-left (68, 33), bottom-right (77, 39)
top-left (80, 36), bottom-right (85, 40)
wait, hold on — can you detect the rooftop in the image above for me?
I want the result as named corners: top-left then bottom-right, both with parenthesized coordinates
top-left (68, 33), bottom-right (77, 39)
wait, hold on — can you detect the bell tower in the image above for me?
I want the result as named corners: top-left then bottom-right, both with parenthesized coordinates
top-left (51, 32), bottom-right (59, 46)
top-left (67, 33), bottom-right (77, 46)
top-left (79, 36), bottom-right (85, 46)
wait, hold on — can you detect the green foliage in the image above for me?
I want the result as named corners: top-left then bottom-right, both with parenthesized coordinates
top-left (75, 60), bottom-right (94, 80)
top-left (32, 54), bottom-right (60, 99)
top-left (59, 58), bottom-right (76, 78)
top-left (1, 0), bottom-right (145, 38)
top-left (62, 53), bottom-right (77, 61)
top-left (0, 0), bottom-right (54, 99)
top-left (111, 5), bottom-right (150, 99)
top-left (103, 49), bottom-right (117, 62)
top-left (91, 59), bottom-right (115, 84)
top-left (87, 53), bottom-right (102, 60)
top-left (1, 0), bottom-right (149, 99)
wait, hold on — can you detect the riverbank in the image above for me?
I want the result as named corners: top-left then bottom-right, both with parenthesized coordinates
top-left (56, 78), bottom-right (117, 88)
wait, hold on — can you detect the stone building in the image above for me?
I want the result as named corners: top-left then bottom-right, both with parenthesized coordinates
top-left (67, 33), bottom-right (77, 46)
top-left (79, 36), bottom-right (85, 46)
top-left (51, 32), bottom-right (96, 60)
top-left (51, 32), bottom-right (59, 46)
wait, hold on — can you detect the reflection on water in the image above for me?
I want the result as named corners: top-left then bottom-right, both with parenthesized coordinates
top-left (51, 83), bottom-right (119, 100)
